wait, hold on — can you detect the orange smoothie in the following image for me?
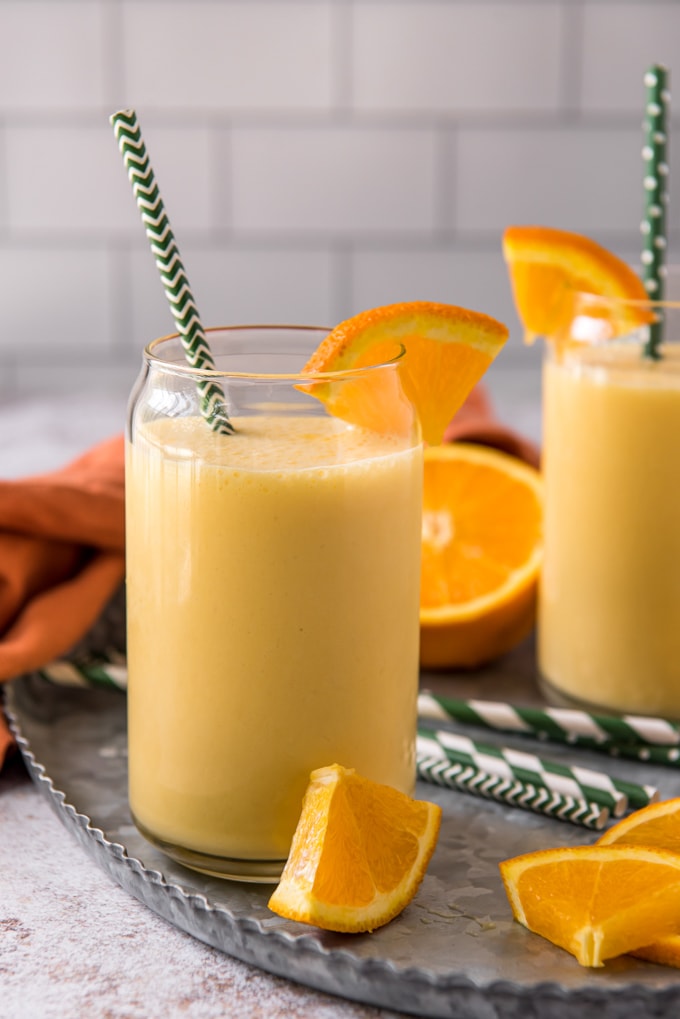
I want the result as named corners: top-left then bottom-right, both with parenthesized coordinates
top-left (126, 414), bottom-right (423, 873)
top-left (540, 343), bottom-right (680, 716)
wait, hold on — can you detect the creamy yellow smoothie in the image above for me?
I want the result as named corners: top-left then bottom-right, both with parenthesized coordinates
top-left (126, 413), bottom-right (423, 874)
top-left (540, 342), bottom-right (680, 716)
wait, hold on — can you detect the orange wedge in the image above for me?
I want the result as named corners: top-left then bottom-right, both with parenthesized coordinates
top-left (597, 797), bottom-right (680, 854)
top-left (632, 938), bottom-right (680, 969)
top-left (267, 763), bottom-right (442, 933)
top-left (419, 443), bottom-right (542, 668)
top-left (503, 225), bottom-right (650, 342)
top-left (500, 845), bottom-right (680, 968)
top-left (597, 797), bottom-right (680, 968)
top-left (303, 302), bottom-right (508, 445)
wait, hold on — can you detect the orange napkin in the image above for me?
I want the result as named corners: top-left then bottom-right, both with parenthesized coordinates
top-left (0, 435), bottom-right (125, 770)
top-left (0, 390), bottom-right (539, 774)
top-left (444, 386), bottom-right (540, 468)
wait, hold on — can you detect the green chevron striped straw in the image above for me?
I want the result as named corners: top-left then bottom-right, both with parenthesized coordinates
top-left (416, 742), bottom-right (609, 831)
top-left (641, 64), bottom-right (670, 359)
top-left (417, 727), bottom-right (659, 813)
top-left (111, 109), bottom-right (233, 434)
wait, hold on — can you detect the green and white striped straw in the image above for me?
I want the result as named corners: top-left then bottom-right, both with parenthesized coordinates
top-left (39, 655), bottom-right (128, 692)
top-left (641, 64), bottom-right (670, 359)
top-left (417, 727), bottom-right (659, 813)
top-left (111, 109), bottom-right (233, 435)
top-left (417, 743), bottom-right (609, 831)
top-left (418, 691), bottom-right (680, 750)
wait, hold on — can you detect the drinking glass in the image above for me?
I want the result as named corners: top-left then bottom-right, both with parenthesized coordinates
top-left (539, 289), bottom-right (680, 716)
top-left (125, 326), bottom-right (423, 881)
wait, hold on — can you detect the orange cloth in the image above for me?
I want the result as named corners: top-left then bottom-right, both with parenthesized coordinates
top-left (0, 435), bottom-right (125, 769)
top-left (0, 390), bottom-right (539, 773)
top-left (445, 386), bottom-right (540, 469)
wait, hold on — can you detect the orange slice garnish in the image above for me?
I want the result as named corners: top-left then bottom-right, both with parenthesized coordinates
top-left (500, 844), bottom-right (680, 968)
top-left (420, 442), bottom-right (542, 668)
top-left (268, 763), bottom-right (442, 933)
top-left (503, 225), bottom-right (650, 343)
top-left (303, 302), bottom-right (508, 445)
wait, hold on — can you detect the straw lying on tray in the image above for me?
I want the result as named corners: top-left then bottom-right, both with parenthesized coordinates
top-left (40, 656), bottom-right (128, 692)
top-left (416, 741), bottom-right (611, 831)
top-left (418, 691), bottom-right (680, 757)
top-left (416, 727), bottom-right (661, 815)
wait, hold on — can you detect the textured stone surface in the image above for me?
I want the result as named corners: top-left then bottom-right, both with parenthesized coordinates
top-left (0, 756), bottom-right (401, 1019)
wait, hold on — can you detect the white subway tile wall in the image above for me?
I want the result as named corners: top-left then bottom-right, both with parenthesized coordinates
top-left (0, 0), bottom-right (678, 432)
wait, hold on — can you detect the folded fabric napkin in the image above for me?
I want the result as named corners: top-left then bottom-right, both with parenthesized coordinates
top-left (0, 389), bottom-right (539, 773)
top-left (0, 434), bottom-right (125, 769)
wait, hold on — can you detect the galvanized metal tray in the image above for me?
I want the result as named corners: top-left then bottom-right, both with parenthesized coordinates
top-left (6, 636), bottom-right (680, 1018)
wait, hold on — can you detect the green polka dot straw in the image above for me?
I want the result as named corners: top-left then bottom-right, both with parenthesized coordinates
top-left (111, 109), bottom-right (234, 434)
top-left (641, 64), bottom-right (670, 359)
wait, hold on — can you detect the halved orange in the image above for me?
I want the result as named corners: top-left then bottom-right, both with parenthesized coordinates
top-left (503, 225), bottom-right (650, 343)
top-left (597, 798), bottom-right (680, 968)
top-left (500, 845), bottom-right (680, 967)
top-left (419, 442), bottom-right (542, 668)
top-left (267, 763), bottom-right (442, 933)
top-left (303, 302), bottom-right (508, 445)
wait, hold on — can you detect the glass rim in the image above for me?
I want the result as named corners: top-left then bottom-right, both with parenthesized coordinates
top-left (144, 324), bottom-right (407, 381)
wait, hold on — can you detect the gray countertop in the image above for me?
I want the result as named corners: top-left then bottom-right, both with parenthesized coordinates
top-left (0, 385), bottom-right (543, 1019)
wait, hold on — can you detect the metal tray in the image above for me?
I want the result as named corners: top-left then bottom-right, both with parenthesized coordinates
top-left (6, 638), bottom-right (680, 1019)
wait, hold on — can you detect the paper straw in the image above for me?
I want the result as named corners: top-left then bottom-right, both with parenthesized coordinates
top-left (39, 657), bottom-right (128, 692)
top-left (641, 64), bottom-right (670, 359)
top-left (111, 109), bottom-right (233, 435)
top-left (612, 743), bottom-right (680, 767)
top-left (417, 727), bottom-right (635, 815)
top-left (416, 743), bottom-right (609, 831)
top-left (418, 691), bottom-right (680, 749)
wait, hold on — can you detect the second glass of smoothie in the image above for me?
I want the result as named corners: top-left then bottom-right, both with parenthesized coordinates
top-left (125, 326), bottom-right (423, 881)
top-left (540, 290), bottom-right (680, 717)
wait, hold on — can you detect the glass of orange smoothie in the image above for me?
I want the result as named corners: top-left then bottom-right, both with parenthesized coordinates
top-left (125, 326), bottom-right (423, 881)
top-left (539, 288), bottom-right (680, 717)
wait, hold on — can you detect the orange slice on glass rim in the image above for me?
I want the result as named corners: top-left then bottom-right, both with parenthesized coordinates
top-left (420, 442), bottom-right (543, 668)
top-left (502, 225), bottom-right (650, 343)
top-left (302, 301), bottom-right (508, 445)
top-left (500, 844), bottom-right (680, 968)
top-left (268, 763), bottom-right (442, 933)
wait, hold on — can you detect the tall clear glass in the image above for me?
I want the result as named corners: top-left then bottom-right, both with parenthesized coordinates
top-left (125, 326), bottom-right (423, 881)
top-left (540, 290), bottom-right (680, 717)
